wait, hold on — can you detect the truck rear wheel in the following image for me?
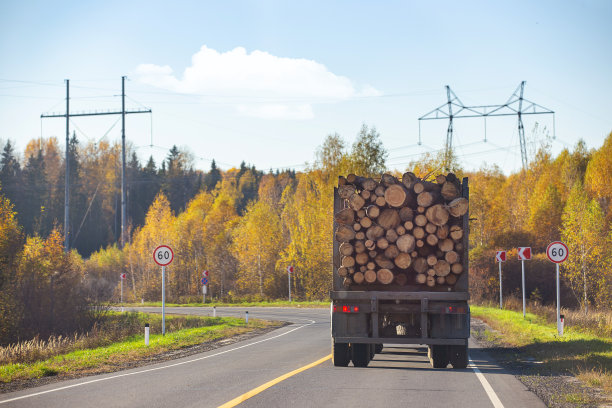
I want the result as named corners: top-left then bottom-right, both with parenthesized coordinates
top-left (429, 345), bottom-right (449, 368)
top-left (351, 343), bottom-right (370, 367)
top-left (375, 343), bottom-right (383, 354)
top-left (332, 340), bottom-right (350, 367)
top-left (449, 344), bottom-right (468, 369)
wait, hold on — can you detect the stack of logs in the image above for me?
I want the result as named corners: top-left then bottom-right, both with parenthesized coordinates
top-left (335, 172), bottom-right (468, 288)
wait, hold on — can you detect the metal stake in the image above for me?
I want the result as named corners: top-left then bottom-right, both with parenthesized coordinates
top-left (499, 261), bottom-right (503, 309)
top-left (162, 265), bottom-right (166, 335)
top-left (521, 260), bottom-right (526, 318)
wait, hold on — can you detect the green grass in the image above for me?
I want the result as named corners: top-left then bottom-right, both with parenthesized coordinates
top-left (0, 314), bottom-right (279, 383)
top-left (471, 305), bottom-right (612, 399)
top-left (119, 300), bottom-right (329, 308)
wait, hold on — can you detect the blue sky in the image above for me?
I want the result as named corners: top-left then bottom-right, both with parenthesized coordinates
top-left (1, 0), bottom-right (610, 174)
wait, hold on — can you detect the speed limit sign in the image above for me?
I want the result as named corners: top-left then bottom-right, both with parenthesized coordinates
top-left (546, 241), bottom-right (568, 263)
top-left (153, 245), bottom-right (174, 266)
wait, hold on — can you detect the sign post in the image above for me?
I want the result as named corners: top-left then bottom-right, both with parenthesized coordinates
top-left (153, 245), bottom-right (174, 335)
top-left (546, 241), bottom-right (569, 336)
top-left (201, 275), bottom-right (208, 304)
top-left (287, 266), bottom-right (294, 302)
top-left (495, 251), bottom-right (506, 309)
top-left (518, 247), bottom-right (531, 318)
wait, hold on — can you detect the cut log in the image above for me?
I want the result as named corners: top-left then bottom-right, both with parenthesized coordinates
top-left (357, 209), bottom-right (366, 218)
top-left (366, 205), bottom-right (380, 219)
top-left (427, 268), bottom-right (436, 277)
top-left (426, 275), bottom-right (436, 287)
top-left (417, 245), bottom-right (434, 258)
top-left (413, 180), bottom-right (439, 194)
top-left (346, 174), bottom-right (358, 184)
top-left (404, 220), bottom-right (414, 230)
top-left (374, 254), bottom-right (395, 269)
top-left (395, 225), bottom-right (406, 236)
top-left (381, 173), bottom-right (397, 186)
top-left (374, 185), bottom-right (385, 197)
top-left (425, 204), bottom-right (449, 227)
top-left (375, 196), bottom-right (387, 207)
top-left (343, 277), bottom-right (352, 287)
top-left (394, 252), bottom-right (412, 269)
top-left (335, 225), bottom-right (355, 242)
top-left (355, 231), bottom-right (365, 240)
top-left (414, 214), bottom-right (428, 227)
top-left (436, 276), bottom-right (446, 285)
top-left (399, 206), bottom-right (414, 222)
top-left (417, 206), bottom-right (425, 213)
top-left (360, 190), bottom-right (371, 201)
top-left (449, 225), bottom-right (463, 241)
top-left (353, 241), bottom-right (366, 253)
top-left (435, 174), bottom-right (447, 184)
top-left (378, 208), bottom-right (401, 230)
top-left (396, 234), bottom-right (416, 253)
top-left (339, 242), bottom-right (354, 256)
top-left (446, 274), bottom-right (457, 285)
top-left (367, 261), bottom-right (376, 270)
top-left (338, 266), bottom-right (349, 277)
top-left (441, 181), bottom-right (460, 201)
top-left (364, 269), bottom-right (377, 283)
top-left (369, 250), bottom-right (378, 258)
top-left (334, 208), bottom-right (355, 225)
top-left (438, 238), bottom-right (454, 252)
top-left (365, 239), bottom-right (376, 251)
top-left (377, 237), bottom-right (389, 250)
top-left (359, 265), bottom-right (367, 273)
top-left (411, 251), bottom-right (418, 258)
top-left (395, 273), bottom-right (408, 286)
top-left (338, 176), bottom-right (347, 186)
top-left (359, 217), bottom-right (373, 229)
top-left (434, 260), bottom-right (451, 277)
top-left (354, 223), bottom-right (362, 232)
top-left (436, 225), bottom-right (449, 239)
top-left (413, 226), bottom-right (425, 239)
top-left (338, 184), bottom-right (355, 199)
top-left (416, 239), bottom-right (424, 248)
top-left (445, 251), bottom-right (460, 264)
top-left (426, 254), bottom-right (437, 266)
top-left (426, 234), bottom-right (439, 247)
top-left (448, 197), bottom-right (468, 217)
top-left (384, 244), bottom-right (400, 259)
top-left (353, 271), bottom-right (365, 284)
top-left (417, 191), bottom-right (440, 207)
top-left (348, 193), bottom-right (366, 211)
top-left (451, 263), bottom-right (463, 274)
top-left (402, 172), bottom-right (418, 189)
top-left (384, 184), bottom-right (411, 208)
top-left (415, 273), bottom-right (427, 284)
top-left (361, 178), bottom-right (377, 191)
top-left (413, 257), bottom-right (428, 273)
top-left (366, 225), bottom-right (385, 241)
top-left (342, 256), bottom-right (355, 268)
top-left (455, 242), bottom-right (464, 252)
top-left (386, 229), bottom-right (398, 243)
top-left (377, 268), bottom-right (394, 284)
top-left (355, 252), bottom-right (369, 265)
top-left (425, 223), bottom-right (437, 234)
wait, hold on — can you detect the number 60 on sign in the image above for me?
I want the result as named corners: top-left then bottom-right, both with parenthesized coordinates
top-left (153, 245), bottom-right (174, 266)
top-left (546, 241), bottom-right (568, 264)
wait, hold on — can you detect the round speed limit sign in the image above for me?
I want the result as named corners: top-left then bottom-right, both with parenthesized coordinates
top-left (546, 241), bottom-right (568, 264)
top-left (153, 245), bottom-right (174, 266)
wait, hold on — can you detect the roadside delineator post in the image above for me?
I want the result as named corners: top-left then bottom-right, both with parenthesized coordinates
top-left (245, 311), bottom-right (249, 325)
top-left (213, 306), bottom-right (216, 318)
top-left (145, 323), bottom-right (150, 346)
top-left (560, 314), bottom-right (564, 336)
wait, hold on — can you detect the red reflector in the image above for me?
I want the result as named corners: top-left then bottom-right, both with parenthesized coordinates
top-left (352, 306), bottom-right (359, 312)
top-left (333, 305), bottom-right (337, 312)
top-left (342, 305), bottom-right (349, 313)
top-left (447, 306), bottom-right (466, 314)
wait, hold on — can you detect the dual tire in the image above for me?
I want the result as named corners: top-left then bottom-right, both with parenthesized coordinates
top-left (429, 344), bottom-right (468, 369)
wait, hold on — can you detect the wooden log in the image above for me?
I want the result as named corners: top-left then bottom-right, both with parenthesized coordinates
top-left (395, 225), bottom-right (406, 236)
top-left (360, 190), bottom-right (371, 201)
top-left (360, 217), bottom-right (373, 229)
top-left (435, 174), bottom-right (447, 184)
top-left (451, 263), bottom-right (463, 274)
top-left (417, 191), bottom-right (441, 207)
top-left (384, 184), bottom-right (411, 208)
top-left (359, 265), bottom-right (367, 272)
top-left (436, 225), bottom-right (449, 239)
top-left (446, 274), bottom-right (457, 285)
top-left (343, 277), bottom-right (352, 287)
top-left (334, 208), bottom-right (355, 225)
top-left (338, 176), bottom-right (348, 186)
top-left (377, 237), bottom-right (389, 250)
top-left (425, 223), bottom-right (437, 234)
top-left (374, 254), bottom-right (395, 269)
top-left (417, 206), bottom-right (425, 213)
top-left (436, 276), bottom-right (446, 285)
top-left (426, 275), bottom-right (436, 287)
top-left (445, 251), bottom-right (460, 264)
top-left (449, 225), bottom-right (463, 241)
top-left (413, 257), bottom-right (428, 273)
top-left (417, 245), bottom-right (434, 258)
top-left (338, 266), bottom-right (349, 277)
top-left (413, 226), bottom-right (425, 239)
top-left (346, 174), bottom-right (358, 184)
top-left (342, 256), bottom-right (355, 268)
top-left (365, 239), bottom-right (376, 251)
top-left (369, 250), bottom-right (378, 258)
top-left (416, 239), bottom-right (424, 248)
top-left (366, 225), bottom-right (385, 241)
top-left (404, 220), bottom-right (414, 230)
top-left (338, 184), bottom-right (355, 199)
top-left (361, 178), bottom-right (377, 191)
top-left (366, 205), bottom-right (380, 219)
top-left (354, 241), bottom-right (366, 253)
top-left (441, 181), bottom-right (460, 201)
top-left (339, 242), bottom-right (354, 256)
top-left (335, 225), bottom-right (355, 242)
top-left (415, 273), bottom-right (427, 284)
top-left (395, 273), bottom-right (408, 286)
top-left (427, 268), bottom-right (436, 277)
top-left (357, 209), bottom-right (366, 218)
top-left (399, 206), bottom-right (414, 222)
top-left (375, 196), bottom-right (387, 207)
top-left (426, 234), bottom-right (439, 247)
top-left (381, 173), bottom-right (397, 186)
top-left (448, 197), bottom-right (468, 217)
top-left (394, 252), bottom-right (412, 269)
top-left (434, 260), bottom-right (451, 277)
top-left (425, 204), bottom-right (449, 227)
top-left (413, 180), bottom-right (439, 194)
top-left (353, 271), bottom-right (365, 284)
top-left (384, 244), bottom-right (400, 259)
top-left (396, 234), bottom-right (416, 253)
top-left (355, 252), bottom-right (369, 265)
top-left (348, 193), bottom-right (366, 211)
top-left (386, 229), bottom-right (398, 243)
top-left (374, 185), bottom-right (385, 197)
top-left (438, 238), bottom-right (454, 252)
top-left (414, 214), bottom-right (428, 227)
top-left (402, 172), bottom-right (418, 189)
top-left (364, 269), bottom-right (377, 283)
top-left (411, 251), bottom-right (418, 258)
top-left (355, 231), bottom-right (365, 240)
top-left (354, 222), bottom-right (363, 232)
top-left (455, 242), bottom-right (464, 252)
top-left (426, 254), bottom-right (437, 266)
top-left (377, 268), bottom-right (394, 284)
top-left (378, 209), bottom-right (401, 230)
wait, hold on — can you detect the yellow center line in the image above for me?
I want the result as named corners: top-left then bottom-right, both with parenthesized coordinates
top-left (217, 354), bottom-right (332, 408)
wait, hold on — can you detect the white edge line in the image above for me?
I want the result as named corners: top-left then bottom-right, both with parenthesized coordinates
top-left (469, 357), bottom-right (505, 408)
top-left (0, 321), bottom-right (315, 405)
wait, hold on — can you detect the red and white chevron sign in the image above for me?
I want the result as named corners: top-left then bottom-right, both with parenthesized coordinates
top-left (518, 247), bottom-right (531, 260)
top-left (120, 273), bottom-right (126, 280)
top-left (495, 251), bottom-right (506, 262)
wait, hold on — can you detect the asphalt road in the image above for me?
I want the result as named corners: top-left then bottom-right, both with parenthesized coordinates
top-left (0, 307), bottom-right (545, 408)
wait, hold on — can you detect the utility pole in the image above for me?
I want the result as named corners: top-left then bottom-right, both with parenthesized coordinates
top-left (517, 81), bottom-right (527, 170)
top-left (41, 78), bottom-right (151, 251)
top-left (444, 85), bottom-right (454, 171)
top-left (64, 79), bottom-right (70, 252)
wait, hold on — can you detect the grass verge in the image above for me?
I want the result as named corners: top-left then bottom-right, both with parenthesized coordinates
top-left (471, 305), bottom-right (611, 405)
top-left (0, 313), bottom-right (280, 384)
top-left (118, 300), bottom-right (329, 308)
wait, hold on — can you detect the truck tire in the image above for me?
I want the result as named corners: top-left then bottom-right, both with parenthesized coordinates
top-left (449, 344), bottom-right (468, 369)
top-left (332, 340), bottom-right (350, 367)
top-left (351, 343), bottom-right (370, 367)
top-left (429, 345), bottom-right (449, 368)
top-left (369, 344), bottom-right (375, 360)
top-left (375, 344), bottom-right (383, 354)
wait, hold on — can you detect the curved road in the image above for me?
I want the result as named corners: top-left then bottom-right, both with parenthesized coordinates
top-left (0, 307), bottom-right (545, 407)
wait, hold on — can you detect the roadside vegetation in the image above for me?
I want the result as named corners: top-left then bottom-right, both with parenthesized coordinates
top-left (0, 312), bottom-right (279, 383)
top-left (471, 302), bottom-right (611, 405)
top-left (121, 300), bottom-right (329, 308)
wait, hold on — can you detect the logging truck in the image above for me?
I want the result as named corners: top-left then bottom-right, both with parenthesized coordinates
top-left (331, 172), bottom-right (470, 368)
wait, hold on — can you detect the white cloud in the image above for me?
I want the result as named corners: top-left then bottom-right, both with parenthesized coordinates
top-left (135, 45), bottom-right (379, 119)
